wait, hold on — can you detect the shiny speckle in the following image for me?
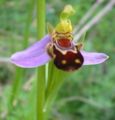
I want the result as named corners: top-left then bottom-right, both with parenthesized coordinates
top-left (75, 59), bottom-right (81, 64)
top-left (61, 60), bottom-right (67, 64)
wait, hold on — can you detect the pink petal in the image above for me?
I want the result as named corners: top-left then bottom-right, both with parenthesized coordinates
top-left (11, 35), bottom-right (51, 68)
top-left (26, 35), bottom-right (51, 52)
top-left (81, 51), bottom-right (109, 65)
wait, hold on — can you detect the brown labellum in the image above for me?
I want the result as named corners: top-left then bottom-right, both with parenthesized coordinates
top-left (53, 44), bottom-right (84, 72)
top-left (47, 37), bottom-right (84, 72)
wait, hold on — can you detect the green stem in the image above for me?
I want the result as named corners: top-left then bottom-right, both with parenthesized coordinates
top-left (45, 68), bottom-right (60, 107)
top-left (45, 67), bottom-right (71, 118)
top-left (23, 0), bottom-right (35, 48)
top-left (8, 67), bottom-right (23, 113)
top-left (36, 0), bottom-right (46, 120)
top-left (46, 61), bottom-right (54, 96)
top-left (8, 0), bottom-right (34, 116)
top-left (26, 75), bottom-right (37, 120)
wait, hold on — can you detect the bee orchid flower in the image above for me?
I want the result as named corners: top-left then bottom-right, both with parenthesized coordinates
top-left (11, 5), bottom-right (109, 72)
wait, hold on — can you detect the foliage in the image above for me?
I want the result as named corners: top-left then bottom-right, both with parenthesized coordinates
top-left (0, 0), bottom-right (115, 120)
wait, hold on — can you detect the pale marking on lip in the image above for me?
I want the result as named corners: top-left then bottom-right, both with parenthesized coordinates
top-left (75, 59), bottom-right (81, 64)
top-left (61, 60), bottom-right (67, 64)
top-left (53, 43), bottom-right (78, 55)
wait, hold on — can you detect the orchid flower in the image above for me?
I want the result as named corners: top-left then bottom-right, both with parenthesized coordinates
top-left (11, 5), bottom-right (109, 72)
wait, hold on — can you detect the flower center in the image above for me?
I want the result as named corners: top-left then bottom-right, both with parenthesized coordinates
top-left (57, 38), bottom-right (72, 48)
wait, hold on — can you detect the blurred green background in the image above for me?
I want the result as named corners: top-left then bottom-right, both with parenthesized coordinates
top-left (0, 0), bottom-right (115, 120)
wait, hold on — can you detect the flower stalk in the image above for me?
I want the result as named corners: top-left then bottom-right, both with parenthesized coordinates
top-left (8, 0), bottom-right (34, 116)
top-left (36, 0), bottom-right (46, 120)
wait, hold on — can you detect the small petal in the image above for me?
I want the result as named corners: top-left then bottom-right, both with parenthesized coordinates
top-left (26, 35), bottom-right (51, 52)
top-left (11, 35), bottom-right (51, 68)
top-left (81, 51), bottom-right (109, 65)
